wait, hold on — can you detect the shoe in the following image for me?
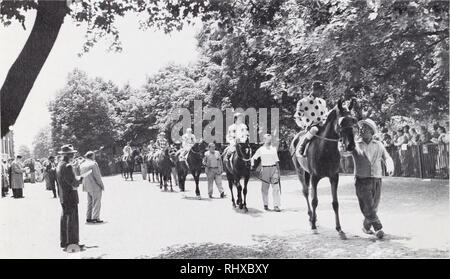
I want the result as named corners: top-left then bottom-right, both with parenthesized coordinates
top-left (93, 219), bottom-right (104, 223)
top-left (209, 194), bottom-right (213, 198)
top-left (274, 206), bottom-right (281, 212)
top-left (264, 205), bottom-right (269, 211)
top-left (375, 230), bottom-right (384, 239)
top-left (362, 228), bottom-right (374, 235)
top-left (86, 219), bottom-right (95, 223)
top-left (220, 192), bottom-right (226, 198)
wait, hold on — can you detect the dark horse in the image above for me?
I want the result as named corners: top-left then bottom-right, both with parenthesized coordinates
top-left (223, 139), bottom-right (252, 212)
top-left (175, 141), bottom-right (208, 199)
top-left (154, 147), bottom-right (173, 191)
top-left (290, 99), bottom-right (357, 239)
top-left (122, 149), bottom-right (139, 181)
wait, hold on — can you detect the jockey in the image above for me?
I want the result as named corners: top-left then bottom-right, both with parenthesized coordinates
top-left (180, 128), bottom-right (197, 160)
top-left (294, 80), bottom-right (328, 157)
top-left (224, 112), bottom-right (249, 161)
top-left (122, 141), bottom-right (132, 160)
top-left (147, 140), bottom-right (155, 153)
top-left (155, 131), bottom-right (168, 152)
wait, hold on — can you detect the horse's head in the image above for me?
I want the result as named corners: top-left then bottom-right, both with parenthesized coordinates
top-left (329, 99), bottom-right (358, 152)
top-left (191, 140), bottom-right (208, 157)
top-left (236, 138), bottom-right (252, 164)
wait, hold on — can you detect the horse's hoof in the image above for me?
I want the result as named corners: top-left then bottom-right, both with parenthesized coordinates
top-left (197, 196), bottom-right (201, 200)
top-left (232, 203), bottom-right (236, 208)
top-left (312, 229), bottom-right (319, 234)
top-left (244, 207), bottom-right (248, 213)
top-left (339, 231), bottom-right (347, 240)
top-left (239, 204), bottom-right (243, 210)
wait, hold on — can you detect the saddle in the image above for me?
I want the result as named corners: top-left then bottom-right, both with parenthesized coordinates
top-left (291, 131), bottom-right (311, 173)
top-left (291, 131), bottom-right (311, 157)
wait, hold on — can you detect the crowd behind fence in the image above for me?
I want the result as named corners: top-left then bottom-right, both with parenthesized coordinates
top-left (338, 143), bottom-right (449, 179)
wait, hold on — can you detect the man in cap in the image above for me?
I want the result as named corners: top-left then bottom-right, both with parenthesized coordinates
top-left (80, 151), bottom-right (105, 224)
top-left (224, 112), bottom-right (249, 162)
top-left (342, 118), bottom-right (394, 239)
top-left (179, 128), bottom-right (197, 160)
top-left (122, 141), bottom-right (132, 161)
top-left (155, 131), bottom-right (169, 151)
top-left (56, 144), bottom-right (83, 250)
top-left (294, 80), bottom-right (329, 157)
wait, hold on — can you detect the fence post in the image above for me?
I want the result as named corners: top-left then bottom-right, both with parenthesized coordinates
top-left (417, 144), bottom-right (424, 179)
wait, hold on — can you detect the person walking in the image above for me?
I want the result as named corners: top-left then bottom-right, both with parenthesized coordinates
top-left (343, 119), bottom-right (394, 239)
top-left (44, 156), bottom-right (58, 198)
top-left (203, 143), bottom-right (225, 199)
top-left (1, 159), bottom-right (9, 197)
top-left (56, 144), bottom-right (83, 250)
top-left (80, 151), bottom-right (105, 224)
top-left (10, 155), bottom-right (25, 198)
top-left (251, 134), bottom-right (281, 212)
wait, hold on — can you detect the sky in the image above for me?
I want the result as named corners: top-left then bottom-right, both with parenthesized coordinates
top-left (0, 11), bottom-right (201, 151)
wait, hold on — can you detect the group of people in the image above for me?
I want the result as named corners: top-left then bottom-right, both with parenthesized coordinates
top-left (1, 155), bottom-right (26, 198)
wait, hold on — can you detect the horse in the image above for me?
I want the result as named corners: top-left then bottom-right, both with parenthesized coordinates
top-left (223, 139), bottom-right (252, 212)
top-left (290, 99), bottom-right (357, 239)
top-left (122, 149), bottom-right (139, 181)
top-left (175, 141), bottom-right (208, 199)
top-left (153, 147), bottom-right (173, 191)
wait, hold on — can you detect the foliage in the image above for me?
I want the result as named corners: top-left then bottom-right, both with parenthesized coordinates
top-left (16, 145), bottom-right (31, 160)
top-left (48, 69), bottom-right (116, 154)
top-left (31, 126), bottom-right (53, 159)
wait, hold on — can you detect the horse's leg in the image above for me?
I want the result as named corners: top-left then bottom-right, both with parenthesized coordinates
top-left (169, 172), bottom-right (173, 192)
top-left (330, 174), bottom-right (346, 239)
top-left (300, 171), bottom-right (313, 224)
top-left (194, 171), bottom-right (201, 199)
top-left (310, 175), bottom-right (320, 232)
top-left (227, 174), bottom-right (235, 208)
top-left (159, 173), bottom-right (163, 189)
top-left (237, 179), bottom-right (243, 209)
top-left (242, 175), bottom-right (249, 212)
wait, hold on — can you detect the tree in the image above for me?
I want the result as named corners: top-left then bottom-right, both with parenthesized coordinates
top-left (0, 0), bottom-right (243, 136)
top-left (48, 69), bottom-right (116, 154)
top-left (17, 145), bottom-right (31, 160)
top-left (31, 126), bottom-right (53, 159)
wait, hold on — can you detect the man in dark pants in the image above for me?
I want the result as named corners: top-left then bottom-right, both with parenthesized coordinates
top-left (342, 119), bottom-right (394, 239)
top-left (56, 144), bottom-right (83, 250)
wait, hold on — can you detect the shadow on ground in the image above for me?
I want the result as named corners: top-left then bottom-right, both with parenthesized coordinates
top-left (147, 228), bottom-right (449, 259)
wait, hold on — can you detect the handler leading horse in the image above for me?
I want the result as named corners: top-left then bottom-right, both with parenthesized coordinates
top-left (290, 99), bottom-right (357, 239)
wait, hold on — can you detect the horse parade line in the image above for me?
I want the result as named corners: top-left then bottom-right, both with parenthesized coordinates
top-left (0, 172), bottom-right (448, 259)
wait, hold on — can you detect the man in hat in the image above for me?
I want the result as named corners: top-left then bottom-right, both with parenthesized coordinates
top-left (203, 142), bottom-right (225, 198)
top-left (342, 118), bottom-right (394, 239)
top-left (294, 80), bottom-right (329, 157)
top-left (224, 112), bottom-right (249, 162)
top-left (122, 141), bottom-right (132, 161)
top-left (10, 155), bottom-right (25, 198)
top-left (44, 155), bottom-right (58, 198)
top-left (80, 151), bottom-right (105, 224)
top-left (56, 144), bottom-right (83, 249)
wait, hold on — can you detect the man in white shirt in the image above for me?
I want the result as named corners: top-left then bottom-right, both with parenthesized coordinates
top-left (251, 134), bottom-right (281, 212)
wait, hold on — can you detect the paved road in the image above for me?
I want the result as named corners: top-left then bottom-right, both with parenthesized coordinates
top-left (0, 173), bottom-right (448, 258)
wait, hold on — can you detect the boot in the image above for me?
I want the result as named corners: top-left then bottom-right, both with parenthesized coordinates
top-left (298, 138), bottom-right (310, 157)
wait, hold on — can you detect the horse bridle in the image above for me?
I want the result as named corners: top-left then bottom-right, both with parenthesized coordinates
top-left (236, 143), bottom-right (252, 162)
top-left (313, 115), bottom-right (357, 143)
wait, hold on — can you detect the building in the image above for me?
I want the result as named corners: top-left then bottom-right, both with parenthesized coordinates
top-left (1, 131), bottom-right (14, 160)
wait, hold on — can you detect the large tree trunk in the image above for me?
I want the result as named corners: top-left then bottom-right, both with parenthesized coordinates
top-left (1, 1), bottom-right (68, 137)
